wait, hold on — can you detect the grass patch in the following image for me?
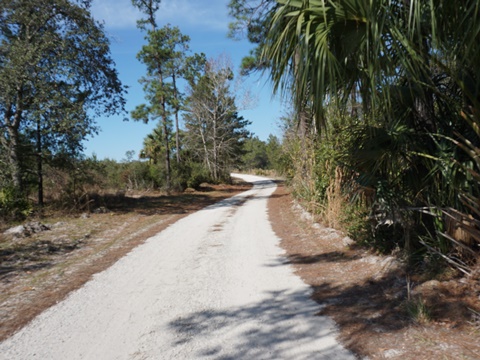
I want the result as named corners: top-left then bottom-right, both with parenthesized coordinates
top-left (403, 296), bottom-right (432, 324)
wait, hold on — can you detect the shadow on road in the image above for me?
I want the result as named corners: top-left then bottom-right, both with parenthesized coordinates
top-left (168, 289), bottom-right (353, 360)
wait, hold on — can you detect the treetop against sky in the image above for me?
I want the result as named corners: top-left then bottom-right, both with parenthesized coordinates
top-left (86, 0), bottom-right (283, 161)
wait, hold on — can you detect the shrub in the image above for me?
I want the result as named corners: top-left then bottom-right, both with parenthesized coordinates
top-left (0, 187), bottom-right (32, 220)
top-left (187, 163), bottom-right (211, 189)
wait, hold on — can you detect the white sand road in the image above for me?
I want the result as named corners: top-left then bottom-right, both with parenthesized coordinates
top-left (0, 174), bottom-right (355, 360)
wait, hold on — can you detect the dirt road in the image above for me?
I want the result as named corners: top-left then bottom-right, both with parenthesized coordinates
top-left (0, 174), bottom-right (354, 360)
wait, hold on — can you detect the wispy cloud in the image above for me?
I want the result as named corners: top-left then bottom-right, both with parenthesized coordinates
top-left (91, 0), bottom-right (229, 31)
top-left (91, 1), bottom-right (141, 29)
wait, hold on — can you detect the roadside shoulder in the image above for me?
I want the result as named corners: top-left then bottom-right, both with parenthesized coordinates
top-left (268, 182), bottom-right (480, 360)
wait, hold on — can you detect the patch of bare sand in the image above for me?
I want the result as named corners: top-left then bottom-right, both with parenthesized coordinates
top-left (268, 182), bottom-right (480, 360)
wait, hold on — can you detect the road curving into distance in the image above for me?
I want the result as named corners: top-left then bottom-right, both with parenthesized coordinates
top-left (0, 174), bottom-right (355, 360)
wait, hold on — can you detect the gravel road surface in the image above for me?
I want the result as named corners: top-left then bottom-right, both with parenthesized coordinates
top-left (0, 174), bottom-right (355, 360)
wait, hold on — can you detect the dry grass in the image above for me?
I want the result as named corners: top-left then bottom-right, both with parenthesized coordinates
top-left (269, 182), bottom-right (480, 360)
top-left (322, 166), bottom-right (345, 229)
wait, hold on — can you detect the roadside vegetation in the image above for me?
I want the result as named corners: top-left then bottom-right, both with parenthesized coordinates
top-left (228, 1), bottom-right (480, 342)
top-left (0, 0), bottom-right (282, 227)
top-left (230, 0), bottom-right (480, 279)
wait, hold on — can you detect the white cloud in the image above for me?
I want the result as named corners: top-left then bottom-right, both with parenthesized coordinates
top-left (91, 0), bottom-right (229, 31)
top-left (91, 1), bottom-right (142, 29)
top-left (158, 0), bottom-right (229, 30)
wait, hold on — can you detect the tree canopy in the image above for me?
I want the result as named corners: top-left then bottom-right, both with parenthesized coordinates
top-left (183, 57), bottom-right (251, 182)
top-left (228, 0), bottom-right (277, 75)
top-left (0, 0), bottom-right (126, 195)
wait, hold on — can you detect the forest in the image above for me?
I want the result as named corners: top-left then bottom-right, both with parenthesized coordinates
top-left (1, 0), bottom-right (480, 277)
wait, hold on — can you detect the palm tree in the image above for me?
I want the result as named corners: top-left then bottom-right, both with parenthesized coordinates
top-left (262, 0), bottom-right (480, 260)
top-left (140, 126), bottom-right (164, 164)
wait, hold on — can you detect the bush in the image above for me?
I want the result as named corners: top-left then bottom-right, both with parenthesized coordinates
top-left (170, 161), bottom-right (212, 190)
top-left (187, 163), bottom-right (211, 189)
top-left (0, 187), bottom-right (32, 220)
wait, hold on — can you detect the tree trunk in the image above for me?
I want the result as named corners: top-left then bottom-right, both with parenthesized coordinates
top-left (157, 66), bottom-right (171, 190)
top-left (163, 115), bottom-right (171, 189)
top-left (5, 92), bottom-right (24, 191)
top-left (149, 16), bottom-right (171, 189)
top-left (172, 73), bottom-right (181, 163)
top-left (200, 125), bottom-right (212, 173)
top-left (6, 125), bottom-right (22, 190)
top-left (213, 112), bottom-right (218, 182)
top-left (36, 119), bottom-right (44, 207)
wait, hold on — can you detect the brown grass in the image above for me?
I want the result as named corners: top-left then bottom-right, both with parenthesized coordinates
top-left (322, 166), bottom-right (345, 229)
top-left (268, 181), bottom-right (480, 360)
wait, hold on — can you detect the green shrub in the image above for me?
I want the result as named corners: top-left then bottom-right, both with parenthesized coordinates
top-left (403, 296), bottom-right (432, 324)
top-left (341, 200), bottom-right (371, 244)
top-left (0, 187), bottom-right (32, 220)
top-left (187, 163), bottom-right (211, 189)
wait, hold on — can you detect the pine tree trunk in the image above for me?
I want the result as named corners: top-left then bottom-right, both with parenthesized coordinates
top-left (157, 66), bottom-right (171, 190)
top-left (163, 115), bottom-right (171, 189)
top-left (6, 126), bottom-right (22, 190)
top-left (173, 73), bottom-right (181, 163)
top-left (36, 119), bottom-right (44, 207)
top-left (5, 93), bottom-right (24, 191)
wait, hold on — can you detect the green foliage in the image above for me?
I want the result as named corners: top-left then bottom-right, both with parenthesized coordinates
top-left (169, 159), bottom-right (211, 190)
top-left (242, 136), bottom-right (269, 170)
top-left (241, 134), bottom-right (284, 173)
top-left (261, 0), bottom-right (480, 272)
top-left (0, 0), bottom-right (126, 192)
top-left (120, 160), bottom-right (157, 191)
top-left (131, 5), bottom-right (207, 189)
top-left (140, 123), bottom-right (167, 164)
top-left (183, 56), bottom-right (252, 182)
top-left (185, 163), bottom-right (211, 189)
top-left (340, 201), bottom-right (371, 246)
top-left (265, 134), bottom-right (282, 172)
top-left (0, 186), bottom-right (32, 220)
top-left (97, 159), bottom-right (125, 189)
top-left (228, 0), bottom-right (277, 74)
top-left (131, 7), bottom-right (188, 187)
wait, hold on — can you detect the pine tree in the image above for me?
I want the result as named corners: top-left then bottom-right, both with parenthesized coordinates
top-left (184, 57), bottom-right (251, 182)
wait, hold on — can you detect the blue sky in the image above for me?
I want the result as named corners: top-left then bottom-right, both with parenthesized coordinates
top-left (86, 0), bottom-right (284, 161)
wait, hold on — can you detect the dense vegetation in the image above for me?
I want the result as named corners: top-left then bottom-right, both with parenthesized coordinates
top-left (230, 0), bottom-right (480, 274)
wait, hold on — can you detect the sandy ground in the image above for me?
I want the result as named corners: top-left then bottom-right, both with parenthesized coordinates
top-left (269, 182), bottom-right (480, 360)
top-left (0, 174), bottom-right (354, 360)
